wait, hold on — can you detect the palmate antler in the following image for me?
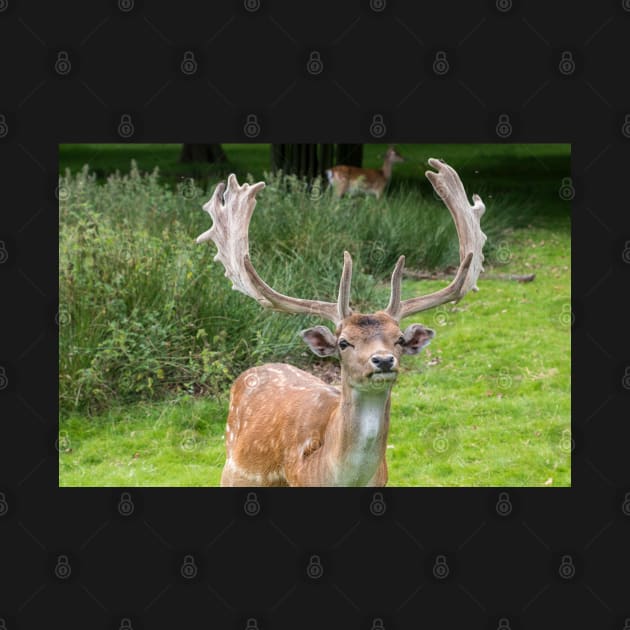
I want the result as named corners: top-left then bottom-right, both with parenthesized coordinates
top-left (196, 174), bottom-right (353, 326)
top-left (385, 158), bottom-right (487, 320)
top-left (196, 159), bottom-right (486, 325)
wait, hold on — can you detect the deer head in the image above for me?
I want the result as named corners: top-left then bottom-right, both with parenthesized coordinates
top-left (300, 312), bottom-right (434, 393)
top-left (384, 145), bottom-right (405, 165)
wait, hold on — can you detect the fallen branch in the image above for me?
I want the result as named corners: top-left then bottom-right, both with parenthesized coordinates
top-left (403, 269), bottom-right (536, 283)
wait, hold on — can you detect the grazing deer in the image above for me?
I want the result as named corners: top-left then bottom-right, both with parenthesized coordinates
top-left (325, 146), bottom-right (405, 199)
top-left (196, 159), bottom-right (486, 486)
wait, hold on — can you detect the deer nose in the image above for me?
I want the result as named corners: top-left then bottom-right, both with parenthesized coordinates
top-left (371, 354), bottom-right (395, 372)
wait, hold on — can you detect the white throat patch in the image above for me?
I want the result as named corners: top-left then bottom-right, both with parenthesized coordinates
top-left (333, 390), bottom-right (389, 486)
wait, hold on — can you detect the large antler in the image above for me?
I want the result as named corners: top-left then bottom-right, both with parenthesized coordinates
top-left (196, 174), bottom-right (352, 326)
top-left (385, 158), bottom-right (487, 322)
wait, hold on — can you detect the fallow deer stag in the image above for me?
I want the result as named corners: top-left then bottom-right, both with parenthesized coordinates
top-left (325, 146), bottom-right (404, 199)
top-left (196, 159), bottom-right (486, 487)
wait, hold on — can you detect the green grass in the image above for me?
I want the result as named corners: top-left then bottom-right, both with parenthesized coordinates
top-left (59, 143), bottom-right (570, 486)
top-left (59, 397), bottom-right (227, 486)
top-left (59, 225), bottom-right (570, 487)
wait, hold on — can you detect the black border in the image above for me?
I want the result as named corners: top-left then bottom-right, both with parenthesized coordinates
top-left (2, 1), bottom-right (629, 628)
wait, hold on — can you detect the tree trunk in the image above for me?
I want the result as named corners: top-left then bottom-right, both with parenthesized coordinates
top-left (336, 144), bottom-right (363, 167)
top-left (180, 144), bottom-right (227, 163)
top-left (270, 144), bottom-right (362, 180)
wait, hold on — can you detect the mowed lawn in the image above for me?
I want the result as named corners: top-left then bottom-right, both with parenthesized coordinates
top-left (59, 224), bottom-right (570, 487)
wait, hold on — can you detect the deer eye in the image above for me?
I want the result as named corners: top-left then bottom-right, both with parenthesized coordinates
top-left (395, 336), bottom-right (405, 345)
top-left (338, 339), bottom-right (351, 350)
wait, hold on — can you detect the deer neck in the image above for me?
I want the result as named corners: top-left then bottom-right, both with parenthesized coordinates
top-left (320, 376), bottom-right (392, 486)
top-left (381, 155), bottom-right (394, 182)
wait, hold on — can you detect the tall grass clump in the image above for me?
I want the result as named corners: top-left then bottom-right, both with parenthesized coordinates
top-left (60, 164), bottom-right (528, 415)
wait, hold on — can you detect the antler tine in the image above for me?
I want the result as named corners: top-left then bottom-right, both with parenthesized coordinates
top-left (384, 255), bottom-right (405, 320)
top-left (196, 174), bottom-right (350, 326)
top-left (385, 158), bottom-right (487, 322)
top-left (337, 251), bottom-right (353, 322)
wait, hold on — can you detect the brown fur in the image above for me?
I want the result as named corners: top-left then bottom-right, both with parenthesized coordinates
top-left (327, 147), bottom-right (404, 199)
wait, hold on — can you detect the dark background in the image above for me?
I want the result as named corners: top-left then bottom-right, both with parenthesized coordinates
top-left (1, 1), bottom-right (629, 628)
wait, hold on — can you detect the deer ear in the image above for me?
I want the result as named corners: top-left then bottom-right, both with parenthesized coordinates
top-left (300, 326), bottom-right (338, 357)
top-left (401, 324), bottom-right (435, 355)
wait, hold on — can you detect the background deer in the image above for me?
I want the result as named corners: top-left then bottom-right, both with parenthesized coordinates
top-left (196, 159), bottom-right (486, 487)
top-left (325, 146), bottom-right (404, 199)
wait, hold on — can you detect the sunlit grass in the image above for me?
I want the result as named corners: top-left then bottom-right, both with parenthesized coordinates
top-left (60, 225), bottom-right (570, 487)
